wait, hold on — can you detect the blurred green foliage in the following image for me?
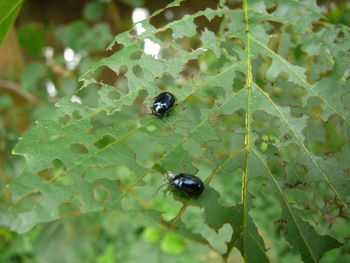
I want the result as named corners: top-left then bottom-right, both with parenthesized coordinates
top-left (326, 4), bottom-right (350, 25)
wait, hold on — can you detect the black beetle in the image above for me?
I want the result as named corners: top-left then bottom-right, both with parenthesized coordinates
top-left (167, 173), bottom-right (205, 197)
top-left (152, 92), bottom-right (176, 117)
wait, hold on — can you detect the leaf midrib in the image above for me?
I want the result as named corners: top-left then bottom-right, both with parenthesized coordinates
top-left (241, 0), bottom-right (253, 260)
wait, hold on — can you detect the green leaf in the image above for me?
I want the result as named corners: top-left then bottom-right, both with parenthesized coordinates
top-left (18, 24), bottom-right (46, 57)
top-left (57, 21), bottom-right (112, 52)
top-left (83, 1), bottom-right (105, 22)
top-left (0, 0), bottom-right (24, 45)
top-left (20, 63), bottom-right (47, 91)
top-left (5, 0), bottom-right (348, 262)
top-left (143, 227), bottom-right (162, 243)
top-left (161, 232), bottom-right (185, 255)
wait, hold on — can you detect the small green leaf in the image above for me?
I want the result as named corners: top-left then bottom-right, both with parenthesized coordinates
top-left (83, 1), bottom-right (105, 22)
top-left (170, 15), bottom-right (197, 38)
top-left (20, 63), bottom-right (47, 91)
top-left (161, 232), bottom-right (185, 255)
top-left (143, 227), bottom-right (162, 243)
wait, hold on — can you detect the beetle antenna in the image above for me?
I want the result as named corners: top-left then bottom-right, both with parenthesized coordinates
top-left (154, 182), bottom-right (169, 197)
top-left (153, 172), bottom-right (175, 197)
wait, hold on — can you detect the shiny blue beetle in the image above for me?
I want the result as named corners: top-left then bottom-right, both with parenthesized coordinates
top-left (167, 173), bottom-right (204, 197)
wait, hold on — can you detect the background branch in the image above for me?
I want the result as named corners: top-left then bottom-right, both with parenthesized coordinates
top-left (0, 79), bottom-right (41, 105)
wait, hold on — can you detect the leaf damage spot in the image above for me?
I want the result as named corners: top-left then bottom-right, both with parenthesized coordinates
top-left (58, 195), bottom-right (83, 218)
top-left (58, 114), bottom-right (71, 126)
top-left (146, 125), bottom-right (157, 132)
top-left (72, 110), bottom-right (83, 120)
top-left (14, 192), bottom-right (44, 213)
top-left (93, 184), bottom-right (111, 203)
top-left (70, 143), bottom-right (89, 154)
top-left (37, 159), bottom-right (67, 181)
top-left (53, 174), bottom-right (74, 186)
top-left (94, 134), bottom-right (117, 149)
top-left (132, 65), bottom-right (144, 79)
top-left (129, 50), bottom-right (143, 60)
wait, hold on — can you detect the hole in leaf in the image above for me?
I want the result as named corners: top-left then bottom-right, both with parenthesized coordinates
top-left (181, 206), bottom-right (205, 232)
top-left (180, 58), bottom-right (200, 78)
top-left (132, 65), bottom-right (144, 79)
top-left (268, 159), bottom-right (285, 180)
top-left (77, 84), bottom-right (100, 108)
top-left (115, 165), bottom-right (137, 186)
top-left (125, 132), bottom-right (166, 168)
top-left (194, 13), bottom-right (222, 34)
top-left (53, 158), bottom-right (65, 169)
top-left (37, 168), bottom-right (55, 181)
top-left (133, 89), bottom-right (148, 107)
top-left (152, 197), bottom-right (182, 221)
top-left (89, 110), bottom-right (124, 134)
top-left (221, 40), bottom-right (243, 61)
top-left (115, 74), bottom-right (129, 94)
top-left (216, 109), bottom-right (245, 131)
top-left (281, 144), bottom-right (300, 161)
top-left (211, 169), bottom-right (243, 206)
top-left (342, 92), bottom-right (350, 109)
top-left (54, 174), bottom-right (74, 186)
top-left (119, 65), bottom-right (128, 75)
top-left (93, 184), bottom-right (111, 203)
top-left (95, 65), bottom-right (118, 86)
top-left (154, 73), bottom-right (176, 89)
top-left (156, 41), bottom-right (179, 59)
top-left (58, 114), bottom-right (71, 126)
top-left (335, 30), bottom-right (345, 45)
top-left (14, 192), bottom-right (44, 213)
top-left (58, 195), bottom-right (82, 217)
top-left (94, 134), bottom-right (116, 149)
top-left (70, 143), bottom-right (89, 154)
top-left (266, 4), bottom-right (277, 14)
top-left (37, 159), bottom-right (66, 181)
top-left (72, 110), bottom-right (82, 119)
top-left (252, 110), bottom-right (280, 137)
top-left (89, 111), bottom-right (110, 134)
top-left (265, 21), bottom-right (282, 35)
top-left (130, 50), bottom-right (143, 60)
